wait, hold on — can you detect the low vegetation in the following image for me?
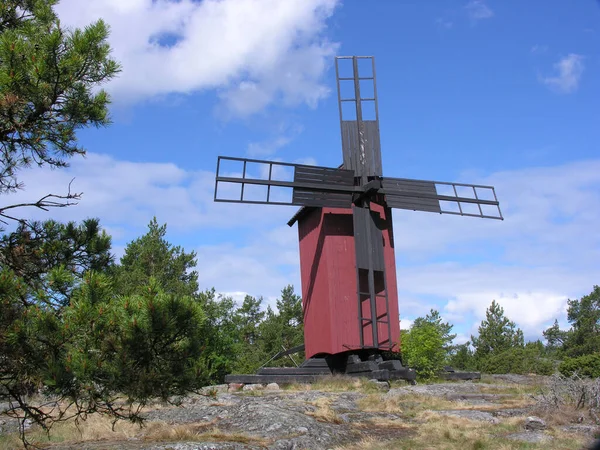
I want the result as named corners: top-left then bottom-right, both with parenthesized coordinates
top-left (1, 374), bottom-right (599, 449)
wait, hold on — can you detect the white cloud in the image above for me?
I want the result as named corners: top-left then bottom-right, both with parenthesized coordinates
top-left (247, 123), bottom-right (304, 157)
top-left (1, 152), bottom-right (298, 233)
top-left (540, 54), bottom-right (585, 94)
top-left (465, 1), bottom-right (494, 21)
top-left (54, 0), bottom-right (340, 116)
top-left (4, 153), bottom-right (599, 337)
top-left (400, 318), bottom-right (413, 331)
top-left (393, 159), bottom-right (600, 338)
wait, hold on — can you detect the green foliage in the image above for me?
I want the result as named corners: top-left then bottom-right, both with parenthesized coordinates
top-left (448, 341), bottom-right (477, 371)
top-left (230, 285), bottom-right (305, 374)
top-left (0, 0), bottom-right (120, 197)
top-left (66, 275), bottom-right (206, 400)
top-left (412, 309), bottom-right (456, 355)
top-left (113, 217), bottom-right (198, 298)
top-left (558, 354), bottom-right (600, 378)
top-left (1, 220), bottom-right (211, 443)
top-left (477, 344), bottom-right (554, 376)
top-left (562, 286), bottom-right (600, 357)
top-left (542, 319), bottom-right (570, 359)
top-left (401, 322), bottom-right (446, 380)
top-left (471, 300), bottom-right (524, 361)
top-left (542, 286), bottom-right (600, 360)
top-left (234, 294), bottom-right (265, 345)
top-left (195, 289), bottom-right (239, 384)
top-left (0, 218), bottom-right (112, 306)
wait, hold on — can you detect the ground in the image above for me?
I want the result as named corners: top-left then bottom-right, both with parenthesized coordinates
top-left (1, 375), bottom-right (599, 449)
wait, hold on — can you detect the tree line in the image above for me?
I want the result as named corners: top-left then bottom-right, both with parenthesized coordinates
top-left (401, 289), bottom-right (600, 380)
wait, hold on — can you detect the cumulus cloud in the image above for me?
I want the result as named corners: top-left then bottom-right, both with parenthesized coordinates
top-left (465, 0), bottom-right (494, 21)
top-left (54, 0), bottom-right (340, 116)
top-left (2, 152), bottom-right (298, 233)
top-left (393, 159), bottom-right (600, 338)
top-left (540, 54), bottom-right (585, 94)
top-left (5, 153), bottom-right (599, 334)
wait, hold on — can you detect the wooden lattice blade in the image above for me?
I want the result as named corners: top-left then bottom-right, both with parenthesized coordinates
top-left (335, 56), bottom-right (382, 179)
top-left (381, 176), bottom-right (503, 220)
top-left (214, 156), bottom-right (356, 207)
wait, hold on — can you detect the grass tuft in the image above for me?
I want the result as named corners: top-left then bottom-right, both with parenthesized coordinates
top-left (306, 397), bottom-right (344, 424)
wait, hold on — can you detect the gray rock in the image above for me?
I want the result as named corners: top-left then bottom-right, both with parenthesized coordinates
top-left (561, 424), bottom-right (600, 435)
top-left (524, 416), bottom-right (546, 431)
top-left (267, 422), bottom-right (283, 432)
top-left (506, 431), bottom-right (552, 443)
top-left (265, 383), bottom-right (280, 391)
top-left (200, 384), bottom-right (229, 396)
top-left (242, 384), bottom-right (265, 391)
top-left (492, 408), bottom-right (531, 418)
top-left (387, 382), bottom-right (480, 398)
top-left (367, 379), bottom-right (390, 391)
top-left (436, 410), bottom-right (500, 423)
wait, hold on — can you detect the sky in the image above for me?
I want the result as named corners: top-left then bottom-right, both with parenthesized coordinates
top-left (6, 0), bottom-right (600, 344)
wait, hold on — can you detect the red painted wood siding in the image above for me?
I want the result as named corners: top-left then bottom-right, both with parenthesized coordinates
top-left (297, 205), bottom-right (400, 358)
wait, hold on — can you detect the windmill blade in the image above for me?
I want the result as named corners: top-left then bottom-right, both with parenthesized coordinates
top-left (381, 177), bottom-right (503, 220)
top-left (336, 56), bottom-right (382, 180)
top-left (214, 156), bottom-right (356, 207)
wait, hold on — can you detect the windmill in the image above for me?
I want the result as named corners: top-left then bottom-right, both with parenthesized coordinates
top-left (214, 56), bottom-right (502, 383)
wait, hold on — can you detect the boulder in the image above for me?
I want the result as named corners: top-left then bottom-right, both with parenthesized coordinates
top-left (243, 383), bottom-right (265, 391)
top-left (525, 416), bottom-right (547, 431)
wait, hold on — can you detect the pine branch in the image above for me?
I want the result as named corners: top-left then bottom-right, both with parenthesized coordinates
top-left (0, 179), bottom-right (81, 225)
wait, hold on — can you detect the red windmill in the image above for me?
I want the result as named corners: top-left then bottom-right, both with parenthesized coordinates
top-left (214, 56), bottom-right (503, 382)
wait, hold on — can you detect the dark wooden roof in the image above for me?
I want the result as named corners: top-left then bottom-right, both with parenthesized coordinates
top-left (287, 206), bottom-right (318, 227)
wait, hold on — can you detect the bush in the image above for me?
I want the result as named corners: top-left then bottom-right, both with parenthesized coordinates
top-left (558, 354), bottom-right (600, 378)
top-left (401, 323), bottom-right (446, 380)
top-left (478, 347), bottom-right (555, 375)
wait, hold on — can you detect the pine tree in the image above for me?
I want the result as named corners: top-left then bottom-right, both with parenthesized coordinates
top-left (542, 319), bottom-right (569, 353)
top-left (235, 294), bottom-right (265, 344)
top-left (0, 218), bottom-right (113, 307)
top-left (563, 286), bottom-right (600, 357)
top-left (195, 289), bottom-right (239, 383)
top-left (471, 300), bottom-right (524, 361)
top-left (1, 222), bottom-right (211, 444)
top-left (113, 217), bottom-right (199, 298)
top-left (0, 0), bottom-right (120, 223)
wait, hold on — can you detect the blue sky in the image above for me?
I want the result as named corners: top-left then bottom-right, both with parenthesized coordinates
top-left (8, 0), bottom-right (600, 343)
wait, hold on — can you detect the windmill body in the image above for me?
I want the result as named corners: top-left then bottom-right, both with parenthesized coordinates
top-left (214, 56), bottom-right (502, 381)
top-left (290, 203), bottom-right (400, 359)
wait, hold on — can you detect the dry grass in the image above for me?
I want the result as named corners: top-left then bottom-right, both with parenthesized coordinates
top-left (306, 397), bottom-right (344, 424)
top-left (478, 384), bottom-right (543, 397)
top-left (354, 416), bottom-right (411, 430)
top-left (0, 413), bottom-right (270, 449)
top-left (337, 411), bottom-right (590, 449)
top-left (0, 413), bottom-right (142, 450)
top-left (143, 421), bottom-right (270, 446)
top-left (358, 393), bottom-right (471, 416)
top-left (285, 375), bottom-right (383, 394)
